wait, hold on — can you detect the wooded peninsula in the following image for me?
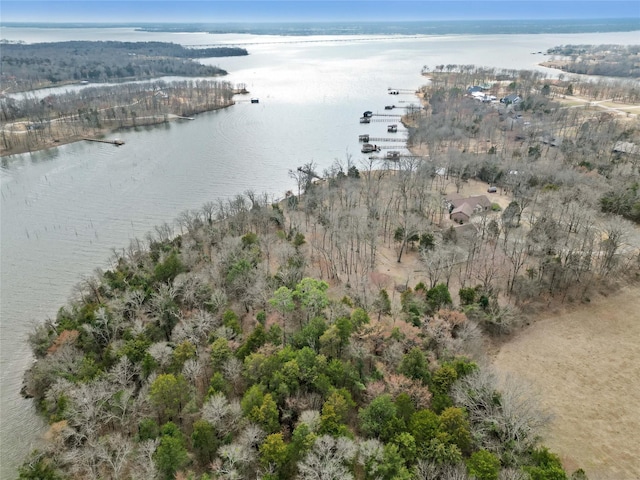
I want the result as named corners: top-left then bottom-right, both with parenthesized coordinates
top-left (0, 41), bottom-right (250, 156)
top-left (18, 64), bottom-right (640, 479)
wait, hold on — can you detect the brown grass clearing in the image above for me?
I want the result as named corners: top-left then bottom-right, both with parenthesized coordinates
top-left (491, 285), bottom-right (640, 480)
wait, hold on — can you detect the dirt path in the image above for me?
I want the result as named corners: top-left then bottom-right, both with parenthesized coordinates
top-left (492, 286), bottom-right (640, 479)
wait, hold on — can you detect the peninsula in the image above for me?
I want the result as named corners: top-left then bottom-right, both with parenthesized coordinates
top-left (0, 41), bottom-right (249, 156)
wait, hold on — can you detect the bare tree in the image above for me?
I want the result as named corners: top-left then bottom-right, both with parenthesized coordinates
top-left (452, 369), bottom-right (551, 456)
top-left (297, 435), bottom-right (358, 480)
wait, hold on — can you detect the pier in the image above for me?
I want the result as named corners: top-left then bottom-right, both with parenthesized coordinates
top-left (84, 138), bottom-right (125, 146)
top-left (388, 88), bottom-right (417, 94)
top-left (359, 136), bottom-right (407, 143)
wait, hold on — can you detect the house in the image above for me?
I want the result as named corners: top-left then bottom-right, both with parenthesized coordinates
top-left (450, 203), bottom-right (475, 224)
top-left (446, 194), bottom-right (493, 223)
top-left (613, 141), bottom-right (640, 156)
top-left (500, 94), bottom-right (522, 105)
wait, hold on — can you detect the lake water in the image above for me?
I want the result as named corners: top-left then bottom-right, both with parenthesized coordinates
top-left (1, 25), bottom-right (638, 476)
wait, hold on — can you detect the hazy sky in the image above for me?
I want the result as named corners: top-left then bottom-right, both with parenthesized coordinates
top-left (2, 0), bottom-right (639, 23)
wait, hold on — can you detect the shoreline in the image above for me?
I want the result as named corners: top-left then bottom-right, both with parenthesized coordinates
top-left (0, 102), bottom-right (235, 158)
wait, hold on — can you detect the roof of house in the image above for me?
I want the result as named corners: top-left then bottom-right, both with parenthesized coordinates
top-left (502, 93), bottom-right (521, 103)
top-left (613, 141), bottom-right (640, 155)
top-left (451, 203), bottom-right (474, 218)
top-left (450, 195), bottom-right (492, 210)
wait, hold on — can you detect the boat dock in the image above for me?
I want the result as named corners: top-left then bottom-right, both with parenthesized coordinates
top-left (84, 138), bottom-right (125, 146)
top-left (359, 136), bottom-right (407, 143)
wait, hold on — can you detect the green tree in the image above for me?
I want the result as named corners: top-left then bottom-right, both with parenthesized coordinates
top-left (399, 347), bottom-right (430, 383)
top-left (191, 419), bottom-right (218, 467)
top-left (320, 390), bottom-right (353, 436)
top-left (260, 433), bottom-right (289, 477)
top-left (524, 447), bottom-right (568, 480)
top-left (373, 289), bottom-right (392, 321)
top-left (149, 374), bottom-right (192, 423)
top-left (210, 337), bottom-right (232, 370)
top-left (294, 278), bottom-right (330, 323)
top-left (153, 251), bottom-right (184, 284)
top-left (410, 409), bottom-right (442, 457)
top-left (155, 427), bottom-right (190, 480)
top-left (288, 423), bottom-right (317, 470)
top-left (138, 418), bottom-right (160, 441)
top-left (319, 325), bottom-right (341, 358)
top-left (236, 323), bottom-right (267, 360)
top-left (394, 393), bottom-right (415, 425)
top-left (350, 308), bottom-right (371, 330)
top-left (293, 232), bottom-right (306, 249)
top-left (242, 386), bottom-right (280, 433)
top-left (419, 232), bottom-right (436, 252)
top-left (431, 364), bottom-right (458, 394)
top-left (425, 438), bottom-right (462, 465)
top-left (439, 407), bottom-right (472, 455)
top-left (391, 432), bottom-right (417, 465)
top-left (466, 450), bottom-right (501, 480)
top-left (377, 443), bottom-right (412, 480)
top-left (425, 283), bottom-right (452, 313)
top-left (459, 286), bottom-right (478, 306)
top-left (293, 316), bottom-right (328, 351)
top-left (269, 286), bottom-right (295, 343)
top-left (222, 309), bottom-right (242, 335)
top-left (171, 340), bottom-right (196, 371)
top-left (17, 452), bottom-right (63, 480)
top-left (359, 394), bottom-right (402, 441)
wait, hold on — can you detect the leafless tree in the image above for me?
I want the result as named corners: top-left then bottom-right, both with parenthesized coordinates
top-left (297, 435), bottom-right (358, 480)
top-left (452, 369), bottom-right (551, 456)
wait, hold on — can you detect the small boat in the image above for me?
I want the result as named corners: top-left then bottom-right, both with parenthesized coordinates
top-left (386, 151), bottom-right (401, 160)
top-left (384, 105), bottom-right (395, 110)
top-left (361, 143), bottom-right (380, 154)
top-left (358, 134), bottom-right (370, 142)
top-left (363, 111), bottom-right (373, 118)
top-left (388, 90), bottom-right (399, 95)
top-left (251, 98), bottom-right (259, 104)
top-left (387, 124), bottom-right (398, 133)
top-left (360, 117), bottom-right (371, 124)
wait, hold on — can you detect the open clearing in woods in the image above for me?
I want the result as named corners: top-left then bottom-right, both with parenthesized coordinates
top-left (492, 285), bottom-right (640, 480)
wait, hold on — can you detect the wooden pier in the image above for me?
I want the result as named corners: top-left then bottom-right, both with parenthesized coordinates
top-left (358, 135), bottom-right (407, 143)
top-left (84, 138), bottom-right (125, 146)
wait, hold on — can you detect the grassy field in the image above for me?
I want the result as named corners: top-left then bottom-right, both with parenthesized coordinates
top-left (492, 285), bottom-right (640, 479)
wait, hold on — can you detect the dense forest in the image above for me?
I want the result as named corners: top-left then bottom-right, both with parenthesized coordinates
top-left (18, 67), bottom-right (640, 479)
top-left (0, 41), bottom-right (247, 92)
top-left (542, 44), bottom-right (640, 79)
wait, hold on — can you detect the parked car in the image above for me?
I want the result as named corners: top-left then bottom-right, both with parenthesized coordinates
top-left (487, 186), bottom-right (497, 193)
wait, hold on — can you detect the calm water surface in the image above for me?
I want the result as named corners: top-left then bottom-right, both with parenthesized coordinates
top-left (1, 27), bottom-right (638, 476)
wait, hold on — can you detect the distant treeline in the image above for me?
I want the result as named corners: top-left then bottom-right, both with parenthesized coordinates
top-left (544, 44), bottom-right (640, 78)
top-left (0, 41), bottom-right (247, 92)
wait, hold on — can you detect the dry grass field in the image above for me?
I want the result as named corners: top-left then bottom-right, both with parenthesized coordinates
top-left (492, 286), bottom-right (640, 479)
